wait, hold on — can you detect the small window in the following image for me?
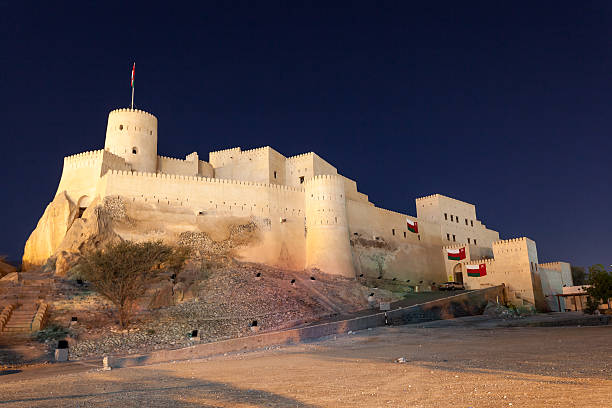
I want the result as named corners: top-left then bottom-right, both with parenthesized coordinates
top-left (446, 233), bottom-right (450, 241)
top-left (450, 215), bottom-right (453, 221)
top-left (119, 124), bottom-right (123, 130)
top-left (274, 171), bottom-right (277, 179)
top-left (392, 229), bottom-right (395, 236)
top-left (132, 147), bottom-right (138, 154)
top-left (150, 130), bottom-right (152, 135)
top-left (452, 234), bottom-right (456, 242)
top-left (403, 231), bottom-right (406, 238)
top-left (471, 220), bottom-right (473, 227)
top-left (418, 234), bottom-right (421, 241)
top-left (467, 238), bottom-right (471, 244)
top-left (444, 213), bottom-right (448, 220)
top-left (456, 216), bottom-right (459, 223)
top-left (299, 176), bottom-right (304, 184)
top-left (474, 239), bottom-right (477, 245)
top-left (465, 219), bottom-right (468, 225)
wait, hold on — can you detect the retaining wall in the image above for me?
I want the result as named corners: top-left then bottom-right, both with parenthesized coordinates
top-left (106, 285), bottom-right (505, 368)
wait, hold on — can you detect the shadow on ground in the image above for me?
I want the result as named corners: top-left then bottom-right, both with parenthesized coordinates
top-left (0, 369), bottom-right (319, 408)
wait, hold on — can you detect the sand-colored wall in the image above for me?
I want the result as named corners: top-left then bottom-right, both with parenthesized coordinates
top-left (416, 194), bottom-right (499, 247)
top-left (461, 237), bottom-right (542, 308)
top-left (539, 262), bottom-right (573, 287)
top-left (56, 150), bottom-right (131, 205)
top-left (209, 147), bottom-right (278, 184)
top-left (347, 198), bottom-right (446, 284)
top-left (157, 155), bottom-right (198, 176)
top-left (99, 170), bottom-right (307, 270)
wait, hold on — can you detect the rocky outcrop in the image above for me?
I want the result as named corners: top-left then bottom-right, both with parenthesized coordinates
top-left (22, 194), bottom-right (121, 273)
top-left (56, 197), bottom-right (119, 256)
top-left (0, 259), bottom-right (17, 278)
top-left (22, 192), bottom-right (78, 270)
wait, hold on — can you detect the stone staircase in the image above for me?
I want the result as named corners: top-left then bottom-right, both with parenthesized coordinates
top-left (0, 272), bottom-right (53, 335)
top-left (1, 303), bottom-right (39, 333)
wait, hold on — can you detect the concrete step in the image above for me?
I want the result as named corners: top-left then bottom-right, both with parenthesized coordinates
top-left (3, 327), bottom-right (31, 332)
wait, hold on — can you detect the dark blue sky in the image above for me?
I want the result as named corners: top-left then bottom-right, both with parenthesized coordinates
top-left (1, 2), bottom-right (610, 267)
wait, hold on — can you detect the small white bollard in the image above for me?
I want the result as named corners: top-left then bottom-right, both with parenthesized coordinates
top-left (102, 356), bottom-right (112, 370)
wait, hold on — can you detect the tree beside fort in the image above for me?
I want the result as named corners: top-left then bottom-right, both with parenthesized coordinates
top-left (584, 264), bottom-right (612, 313)
top-left (79, 241), bottom-right (188, 328)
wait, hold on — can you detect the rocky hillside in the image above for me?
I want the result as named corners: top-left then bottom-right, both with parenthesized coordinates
top-left (43, 262), bottom-right (397, 360)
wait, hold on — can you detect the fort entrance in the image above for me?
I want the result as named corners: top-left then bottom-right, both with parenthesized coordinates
top-left (453, 263), bottom-right (463, 283)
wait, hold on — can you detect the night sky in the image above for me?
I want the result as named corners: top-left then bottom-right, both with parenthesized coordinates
top-left (1, 2), bottom-right (610, 268)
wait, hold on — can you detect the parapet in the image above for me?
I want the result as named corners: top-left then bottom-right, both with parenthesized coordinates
top-left (64, 149), bottom-right (105, 162)
top-left (464, 258), bottom-right (496, 266)
top-left (287, 152), bottom-right (314, 161)
top-left (104, 169), bottom-right (306, 193)
top-left (303, 174), bottom-right (344, 185)
top-left (108, 108), bottom-right (157, 119)
top-left (492, 237), bottom-right (529, 246)
top-left (415, 194), bottom-right (440, 202)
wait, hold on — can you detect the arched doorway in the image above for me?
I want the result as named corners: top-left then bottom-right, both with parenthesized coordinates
top-left (453, 263), bottom-right (464, 284)
top-left (77, 195), bottom-right (91, 218)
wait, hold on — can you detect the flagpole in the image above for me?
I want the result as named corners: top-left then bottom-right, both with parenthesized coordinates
top-left (130, 62), bottom-right (135, 109)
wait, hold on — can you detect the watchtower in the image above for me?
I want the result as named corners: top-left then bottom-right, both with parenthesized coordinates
top-left (104, 108), bottom-right (158, 173)
top-left (304, 175), bottom-right (355, 277)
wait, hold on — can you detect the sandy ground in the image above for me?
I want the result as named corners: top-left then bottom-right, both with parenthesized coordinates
top-left (0, 320), bottom-right (610, 407)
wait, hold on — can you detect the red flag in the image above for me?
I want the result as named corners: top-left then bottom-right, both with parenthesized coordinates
top-left (131, 63), bottom-right (135, 88)
top-left (467, 263), bottom-right (487, 277)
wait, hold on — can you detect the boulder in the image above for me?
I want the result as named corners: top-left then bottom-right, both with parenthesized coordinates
top-left (148, 282), bottom-right (174, 309)
top-left (173, 282), bottom-right (187, 303)
top-left (55, 251), bottom-right (80, 277)
top-left (22, 191), bottom-right (78, 270)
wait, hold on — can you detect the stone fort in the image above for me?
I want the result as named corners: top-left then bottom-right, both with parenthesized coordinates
top-left (23, 107), bottom-right (573, 311)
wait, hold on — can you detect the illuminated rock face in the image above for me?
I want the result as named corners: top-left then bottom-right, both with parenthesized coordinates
top-left (25, 106), bottom-right (513, 288)
top-left (23, 192), bottom-right (78, 270)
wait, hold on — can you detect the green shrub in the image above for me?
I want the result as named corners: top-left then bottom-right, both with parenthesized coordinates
top-left (35, 324), bottom-right (69, 342)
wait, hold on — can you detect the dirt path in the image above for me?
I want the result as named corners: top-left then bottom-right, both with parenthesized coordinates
top-left (1, 322), bottom-right (610, 407)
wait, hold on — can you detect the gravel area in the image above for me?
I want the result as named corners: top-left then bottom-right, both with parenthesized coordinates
top-left (1, 323), bottom-right (610, 407)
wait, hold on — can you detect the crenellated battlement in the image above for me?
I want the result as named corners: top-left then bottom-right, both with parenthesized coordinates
top-left (108, 108), bottom-right (156, 118)
top-left (157, 154), bottom-right (189, 163)
top-left (464, 258), bottom-right (496, 265)
top-left (185, 152), bottom-right (199, 161)
top-left (303, 174), bottom-right (344, 185)
top-left (64, 149), bottom-right (105, 162)
top-left (105, 169), bottom-right (306, 193)
top-left (416, 194), bottom-right (440, 201)
top-left (287, 152), bottom-right (314, 161)
top-left (209, 147), bottom-right (241, 156)
top-left (493, 237), bottom-right (528, 246)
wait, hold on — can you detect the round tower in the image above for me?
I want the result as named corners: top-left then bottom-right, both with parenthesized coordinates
top-left (104, 108), bottom-right (158, 173)
top-left (304, 175), bottom-right (355, 278)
